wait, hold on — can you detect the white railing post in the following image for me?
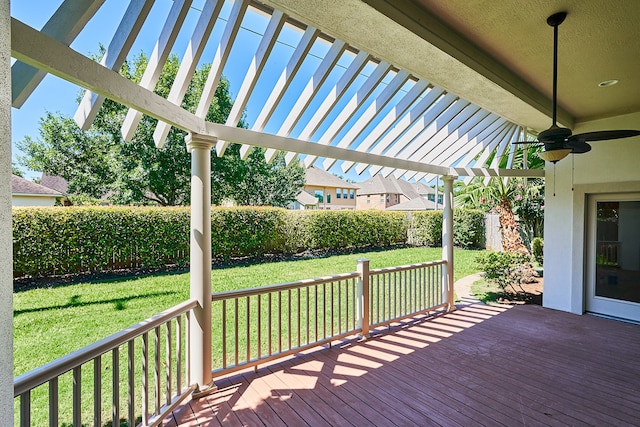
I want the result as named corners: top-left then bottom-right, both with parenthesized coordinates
top-left (442, 175), bottom-right (455, 312)
top-left (185, 133), bottom-right (216, 397)
top-left (357, 258), bottom-right (370, 338)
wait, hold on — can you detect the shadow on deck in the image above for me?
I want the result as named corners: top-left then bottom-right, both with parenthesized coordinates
top-left (165, 301), bottom-right (640, 426)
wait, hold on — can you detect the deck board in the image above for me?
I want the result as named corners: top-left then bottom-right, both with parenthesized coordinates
top-left (169, 303), bottom-right (640, 426)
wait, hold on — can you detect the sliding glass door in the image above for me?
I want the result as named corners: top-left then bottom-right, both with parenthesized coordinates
top-left (587, 194), bottom-right (640, 322)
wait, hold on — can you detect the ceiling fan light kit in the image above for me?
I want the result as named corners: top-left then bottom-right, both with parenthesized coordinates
top-left (538, 148), bottom-right (571, 163)
top-left (512, 11), bottom-right (640, 163)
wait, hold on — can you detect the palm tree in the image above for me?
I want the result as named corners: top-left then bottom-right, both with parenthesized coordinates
top-left (455, 145), bottom-right (544, 254)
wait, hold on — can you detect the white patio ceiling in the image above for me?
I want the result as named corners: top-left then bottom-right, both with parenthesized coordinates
top-left (10, 0), bottom-right (543, 182)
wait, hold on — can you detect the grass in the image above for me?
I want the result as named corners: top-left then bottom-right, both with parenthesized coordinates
top-left (14, 246), bottom-right (483, 425)
top-left (469, 278), bottom-right (503, 303)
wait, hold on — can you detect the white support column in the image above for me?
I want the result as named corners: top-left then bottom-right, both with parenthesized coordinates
top-left (442, 175), bottom-right (455, 312)
top-left (0, 0), bottom-right (14, 421)
top-left (185, 133), bottom-right (216, 397)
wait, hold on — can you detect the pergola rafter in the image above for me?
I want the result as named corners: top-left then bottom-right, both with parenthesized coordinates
top-left (11, 0), bottom-right (543, 182)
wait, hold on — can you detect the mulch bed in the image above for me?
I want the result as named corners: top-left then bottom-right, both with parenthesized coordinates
top-left (495, 277), bottom-right (543, 305)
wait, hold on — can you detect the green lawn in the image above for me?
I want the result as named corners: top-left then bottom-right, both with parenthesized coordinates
top-left (14, 246), bottom-right (481, 375)
top-left (14, 246), bottom-right (482, 425)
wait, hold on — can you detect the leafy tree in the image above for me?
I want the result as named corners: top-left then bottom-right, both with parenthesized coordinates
top-left (18, 52), bottom-right (304, 206)
top-left (11, 163), bottom-right (23, 177)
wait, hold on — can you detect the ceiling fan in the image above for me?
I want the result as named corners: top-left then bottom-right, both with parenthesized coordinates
top-left (513, 11), bottom-right (640, 163)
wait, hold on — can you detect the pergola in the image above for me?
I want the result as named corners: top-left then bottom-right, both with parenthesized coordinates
top-left (8, 0), bottom-right (638, 421)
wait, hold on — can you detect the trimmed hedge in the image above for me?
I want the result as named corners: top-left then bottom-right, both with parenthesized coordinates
top-left (13, 206), bottom-right (484, 278)
top-left (409, 209), bottom-right (485, 249)
top-left (13, 207), bottom-right (408, 277)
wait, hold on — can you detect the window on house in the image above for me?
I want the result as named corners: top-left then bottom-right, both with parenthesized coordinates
top-left (314, 190), bottom-right (323, 203)
top-left (336, 188), bottom-right (341, 198)
top-left (428, 194), bottom-right (435, 202)
top-left (350, 189), bottom-right (355, 199)
top-left (343, 188), bottom-right (348, 199)
top-left (327, 194), bottom-right (331, 203)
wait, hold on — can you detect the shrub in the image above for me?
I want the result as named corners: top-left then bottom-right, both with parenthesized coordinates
top-left (532, 237), bottom-right (544, 266)
top-left (410, 211), bottom-right (442, 246)
top-left (475, 251), bottom-right (535, 293)
top-left (13, 207), bottom-right (409, 277)
top-left (300, 210), bottom-right (407, 250)
top-left (410, 209), bottom-right (485, 249)
top-left (453, 209), bottom-right (485, 249)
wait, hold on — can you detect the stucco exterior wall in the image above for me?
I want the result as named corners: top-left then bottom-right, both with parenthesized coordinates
top-left (0, 0), bottom-right (13, 421)
top-left (543, 112), bottom-right (640, 317)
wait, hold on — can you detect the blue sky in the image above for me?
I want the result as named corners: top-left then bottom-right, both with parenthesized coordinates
top-left (10, 0), bottom-right (390, 182)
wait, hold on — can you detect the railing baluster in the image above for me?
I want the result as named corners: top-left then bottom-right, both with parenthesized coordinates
top-left (222, 300), bottom-right (227, 368)
top-left (330, 282), bottom-right (334, 339)
top-left (49, 378), bottom-right (58, 427)
top-left (94, 355), bottom-right (102, 427)
top-left (177, 315), bottom-right (183, 394)
top-left (166, 320), bottom-right (173, 405)
top-left (278, 291), bottom-right (282, 353)
top-left (246, 296), bottom-right (251, 363)
top-left (306, 287), bottom-right (310, 345)
top-left (268, 293), bottom-right (272, 356)
top-left (314, 285), bottom-right (318, 343)
top-left (20, 391), bottom-right (30, 427)
top-left (155, 326), bottom-right (161, 416)
top-left (128, 341), bottom-right (135, 427)
top-left (142, 332), bottom-right (149, 426)
top-left (297, 288), bottom-right (301, 348)
top-left (288, 289), bottom-right (292, 350)
top-left (338, 280), bottom-right (342, 333)
top-left (342, 280), bottom-right (346, 335)
top-left (257, 295), bottom-right (262, 360)
top-left (234, 298), bottom-right (239, 367)
top-left (73, 366), bottom-right (81, 427)
top-left (323, 283), bottom-right (327, 339)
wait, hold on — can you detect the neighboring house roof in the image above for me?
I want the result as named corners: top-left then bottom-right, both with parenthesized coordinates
top-left (296, 191), bottom-right (319, 206)
top-left (357, 175), bottom-right (429, 199)
top-left (386, 197), bottom-right (438, 211)
top-left (413, 181), bottom-right (436, 196)
top-left (305, 167), bottom-right (358, 189)
top-left (40, 173), bottom-right (69, 194)
top-left (11, 175), bottom-right (64, 197)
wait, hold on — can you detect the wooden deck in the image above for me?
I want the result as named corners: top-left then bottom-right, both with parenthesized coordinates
top-left (164, 301), bottom-right (640, 426)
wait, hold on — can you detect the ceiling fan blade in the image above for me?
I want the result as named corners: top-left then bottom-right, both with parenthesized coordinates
top-left (569, 130), bottom-right (640, 142)
top-left (568, 141), bottom-right (591, 154)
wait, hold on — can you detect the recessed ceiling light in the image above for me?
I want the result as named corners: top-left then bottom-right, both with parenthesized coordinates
top-left (598, 79), bottom-right (619, 87)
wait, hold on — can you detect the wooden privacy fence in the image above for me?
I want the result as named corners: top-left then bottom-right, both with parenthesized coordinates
top-left (210, 258), bottom-right (447, 378)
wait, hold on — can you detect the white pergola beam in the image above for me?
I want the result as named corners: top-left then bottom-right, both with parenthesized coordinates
top-left (340, 79), bottom-right (430, 174)
top-left (461, 124), bottom-right (513, 184)
top-left (239, 25), bottom-right (319, 159)
top-left (263, 38), bottom-right (347, 163)
top-left (321, 69), bottom-right (410, 170)
top-left (364, 91), bottom-right (457, 176)
top-left (121, 0), bottom-right (193, 141)
top-left (11, 0), bottom-right (106, 108)
top-left (11, 18), bottom-right (206, 134)
top-left (282, 50), bottom-right (369, 164)
top-left (152, 0), bottom-right (224, 148)
top-left (217, 9), bottom-right (286, 156)
top-left (302, 60), bottom-right (392, 168)
top-left (74, 0), bottom-right (155, 130)
top-left (422, 114), bottom-right (504, 183)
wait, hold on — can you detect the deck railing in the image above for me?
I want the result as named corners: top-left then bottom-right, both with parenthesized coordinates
top-left (211, 258), bottom-right (446, 377)
top-left (14, 299), bottom-right (197, 427)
